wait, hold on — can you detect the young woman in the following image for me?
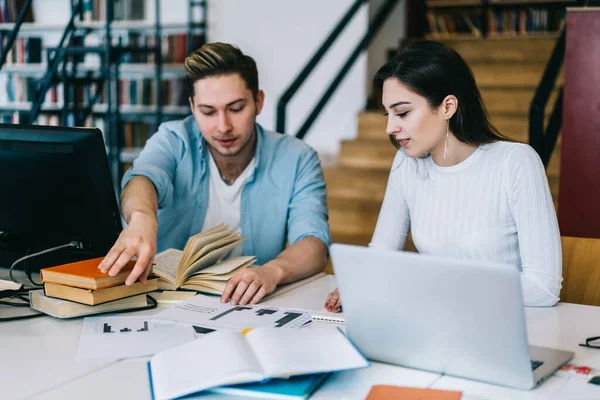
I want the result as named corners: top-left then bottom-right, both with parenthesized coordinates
top-left (325, 40), bottom-right (561, 311)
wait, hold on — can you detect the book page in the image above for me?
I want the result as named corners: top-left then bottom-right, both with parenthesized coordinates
top-left (179, 229), bottom-right (235, 268)
top-left (188, 233), bottom-right (240, 263)
top-left (178, 224), bottom-right (226, 269)
top-left (180, 281), bottom-right (227, 295)
top-left (189, 256), bottom-right (255, 278)
top-left (150, 330), bottom-right (264, 400)
top-left (246, 327), bottom-right (368, 378)
top-left (153, 248), bottom-right (182, 285)
top-left (178, 240), bottom-right (244, 283)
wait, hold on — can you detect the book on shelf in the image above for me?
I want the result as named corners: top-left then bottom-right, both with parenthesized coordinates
top-left (44, 278), bottom-right (158, 306)
top-left (0, 0), bottom-right (35, 23)
top-left (426, 4), bottom-right (566, 38)
top-left (40, 256), bottom-right (140, 290)
top-left (147, 327), bottom-right (369, 400)
top-left (29, 290), bottom-right (151, 319)
top-left (82, 0), bottom-right (145, 22)
top-left (153, 223), bottom-right (255, 293)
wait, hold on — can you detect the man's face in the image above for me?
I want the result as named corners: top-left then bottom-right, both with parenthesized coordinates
top-left (189, 73), bottom-right (264, 157)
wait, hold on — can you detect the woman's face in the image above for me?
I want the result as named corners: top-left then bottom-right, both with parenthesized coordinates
top-left (382, 78), bottom-right (448, 158)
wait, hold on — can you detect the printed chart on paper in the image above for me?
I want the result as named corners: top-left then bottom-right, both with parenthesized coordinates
top-left (153, 294), bottom-right (312, 331)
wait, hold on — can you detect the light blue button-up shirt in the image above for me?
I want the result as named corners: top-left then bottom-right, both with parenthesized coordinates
top-left (121, 115), bottom-right (331, 265)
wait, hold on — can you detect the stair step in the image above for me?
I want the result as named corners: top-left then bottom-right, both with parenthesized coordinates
top-left (329, 207), bottom-right (379, 237)
top-left (330, 230), bottom-right (418, 252)
top-left (481, 87), bottom-right (560, 115)
top-left (339, 139), bottom-right (396, 170)
top-left (440, 36), bottom-right (557, 64)
top-left (490, 114), bottom-right (528, 141)
top-left (339, 138), bottom-right (561, 177)
top-left (358, 108), bottom-right (558, 142)
top-left (471, 63), bottom-right (564, 88)
top-left (357, 111), bottom-right (387, 141)
top-left (325, 168), bottom-right (388, 204)
top-left (331, 231), bottom-right (374, 247)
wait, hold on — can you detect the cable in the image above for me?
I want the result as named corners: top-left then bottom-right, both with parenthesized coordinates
top-left (8, 241), bottom-right (81, 287)
top-left (0, 287), bottom-right (45, 322)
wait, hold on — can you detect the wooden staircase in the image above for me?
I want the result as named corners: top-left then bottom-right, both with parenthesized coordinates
top-left (324, 37), bottom-right (563, 273)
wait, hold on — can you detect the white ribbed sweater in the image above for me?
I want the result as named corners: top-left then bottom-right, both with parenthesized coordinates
top-left (370, 141), bottom-right (562, 307)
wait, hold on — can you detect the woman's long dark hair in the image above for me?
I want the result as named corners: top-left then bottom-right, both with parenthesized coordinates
top-left (374, 40), bottom-right (510, 150)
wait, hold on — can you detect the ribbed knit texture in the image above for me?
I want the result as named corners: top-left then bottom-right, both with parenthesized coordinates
top-left (370, 141), bottom-right (562, 307)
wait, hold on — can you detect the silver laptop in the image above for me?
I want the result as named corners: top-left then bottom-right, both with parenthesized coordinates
top-left (330, 244), bottom-right (574, 390)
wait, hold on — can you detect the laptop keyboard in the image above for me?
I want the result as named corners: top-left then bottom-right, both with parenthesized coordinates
top-left (531, 360), bottom-right (544, 371)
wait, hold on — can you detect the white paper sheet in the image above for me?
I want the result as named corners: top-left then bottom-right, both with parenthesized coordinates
top-left (77, 316), bottom-right (196, 361)
top-left (153, 294), bottom-right (312, 331)
top-left (553, 376), bottom-right (600, 399)
top-left (0, 278), bottom-right (22, 290)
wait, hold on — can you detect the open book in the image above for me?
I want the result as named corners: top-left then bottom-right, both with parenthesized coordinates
top-left (147, 327), bottom-right (368, 400)
top-left (153, 223), bottom-right (256, 294)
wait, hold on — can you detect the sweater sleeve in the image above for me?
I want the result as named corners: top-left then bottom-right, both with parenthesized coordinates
top-left (507, 145), bottom-right (562, 307)
top-left (369, 151), bottom-right (411, 251)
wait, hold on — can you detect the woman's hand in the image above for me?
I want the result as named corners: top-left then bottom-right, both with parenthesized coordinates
top-left (324, 288), bottom-right (342, 312)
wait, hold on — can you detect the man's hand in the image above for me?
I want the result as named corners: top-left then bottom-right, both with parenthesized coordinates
top-left (221, 263), bottom-right (284, 305)
top-left (98, 210), bottom-right (158, 286)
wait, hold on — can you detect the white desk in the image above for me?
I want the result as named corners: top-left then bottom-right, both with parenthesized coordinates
top-left (2, 272), bottom-right (600, 400)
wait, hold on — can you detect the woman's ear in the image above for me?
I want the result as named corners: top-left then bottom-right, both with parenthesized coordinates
top-left (441, 95), bottom-right (458, 119)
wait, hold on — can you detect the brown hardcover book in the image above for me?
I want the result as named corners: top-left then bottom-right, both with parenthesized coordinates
top-left (40, 257), bottom-right (138, 290)
top-left (366, 385), bottom-right (462, 400)
top-left (44, 278), bottom-right (159, 306)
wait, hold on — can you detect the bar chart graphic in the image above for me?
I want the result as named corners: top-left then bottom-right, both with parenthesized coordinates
top-left (100, 320), bottom-right (150, 334)
top-left (157, 296), bottom-right (312, 331)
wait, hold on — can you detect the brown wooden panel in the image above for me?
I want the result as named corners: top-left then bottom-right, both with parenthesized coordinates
top-left (561, 236), bottom-right (600, 306)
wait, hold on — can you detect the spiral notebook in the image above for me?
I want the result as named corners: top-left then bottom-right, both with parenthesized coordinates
top-left (310, 309), bottom-right (345, 324)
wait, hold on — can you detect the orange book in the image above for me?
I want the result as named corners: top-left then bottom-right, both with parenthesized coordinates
top-left (40, 257), bottom-right (137, 290)
top-left (366, 385), bottom-right (462, 400)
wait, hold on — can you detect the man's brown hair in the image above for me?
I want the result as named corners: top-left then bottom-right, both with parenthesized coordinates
top-left (184, 42), bottom-right (259, 101)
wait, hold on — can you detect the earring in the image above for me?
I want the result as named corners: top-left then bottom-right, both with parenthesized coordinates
top-left (443, 118), bottom-right (449, 160)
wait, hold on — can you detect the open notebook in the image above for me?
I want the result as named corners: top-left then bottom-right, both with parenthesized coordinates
top-left (148, 327), bottom-right (368, 400)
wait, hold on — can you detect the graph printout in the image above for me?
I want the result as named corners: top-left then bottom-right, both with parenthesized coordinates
top-left (77, 316), bottom-right (196, 361)
top-left (153, 294), bottom-right (312, 331)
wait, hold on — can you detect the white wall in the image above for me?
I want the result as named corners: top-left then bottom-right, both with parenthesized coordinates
top-left (32, 0), bottom-right (406, 158)
top-left (367, 0), bottom-right (406, 101)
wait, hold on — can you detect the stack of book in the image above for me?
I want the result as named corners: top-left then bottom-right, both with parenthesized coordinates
top-left (31, 257), bottom-right (158, 318)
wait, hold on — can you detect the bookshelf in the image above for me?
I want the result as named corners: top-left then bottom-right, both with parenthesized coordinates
top-left (0, 0), bottom-right (206, 188)
top-left (423, 0), bottom-right (576, 39)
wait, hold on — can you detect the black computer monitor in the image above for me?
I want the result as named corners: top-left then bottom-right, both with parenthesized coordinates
top-left (0, 124), bottom-right (122, 272)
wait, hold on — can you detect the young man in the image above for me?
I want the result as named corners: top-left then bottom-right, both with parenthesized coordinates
top-left (98, 43), bottom-right (330, 305)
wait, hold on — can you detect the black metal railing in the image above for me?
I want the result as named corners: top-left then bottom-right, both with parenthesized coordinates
top-left (276, 0), bottom-right (402, 139)
top-left (528, 28), bottom-right (565, 168)
top-left (275, 0), bottom-right (366, 134)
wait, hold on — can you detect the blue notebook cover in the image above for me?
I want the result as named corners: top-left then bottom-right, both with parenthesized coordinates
top-left (207, 373), bottom-right (332, 399)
